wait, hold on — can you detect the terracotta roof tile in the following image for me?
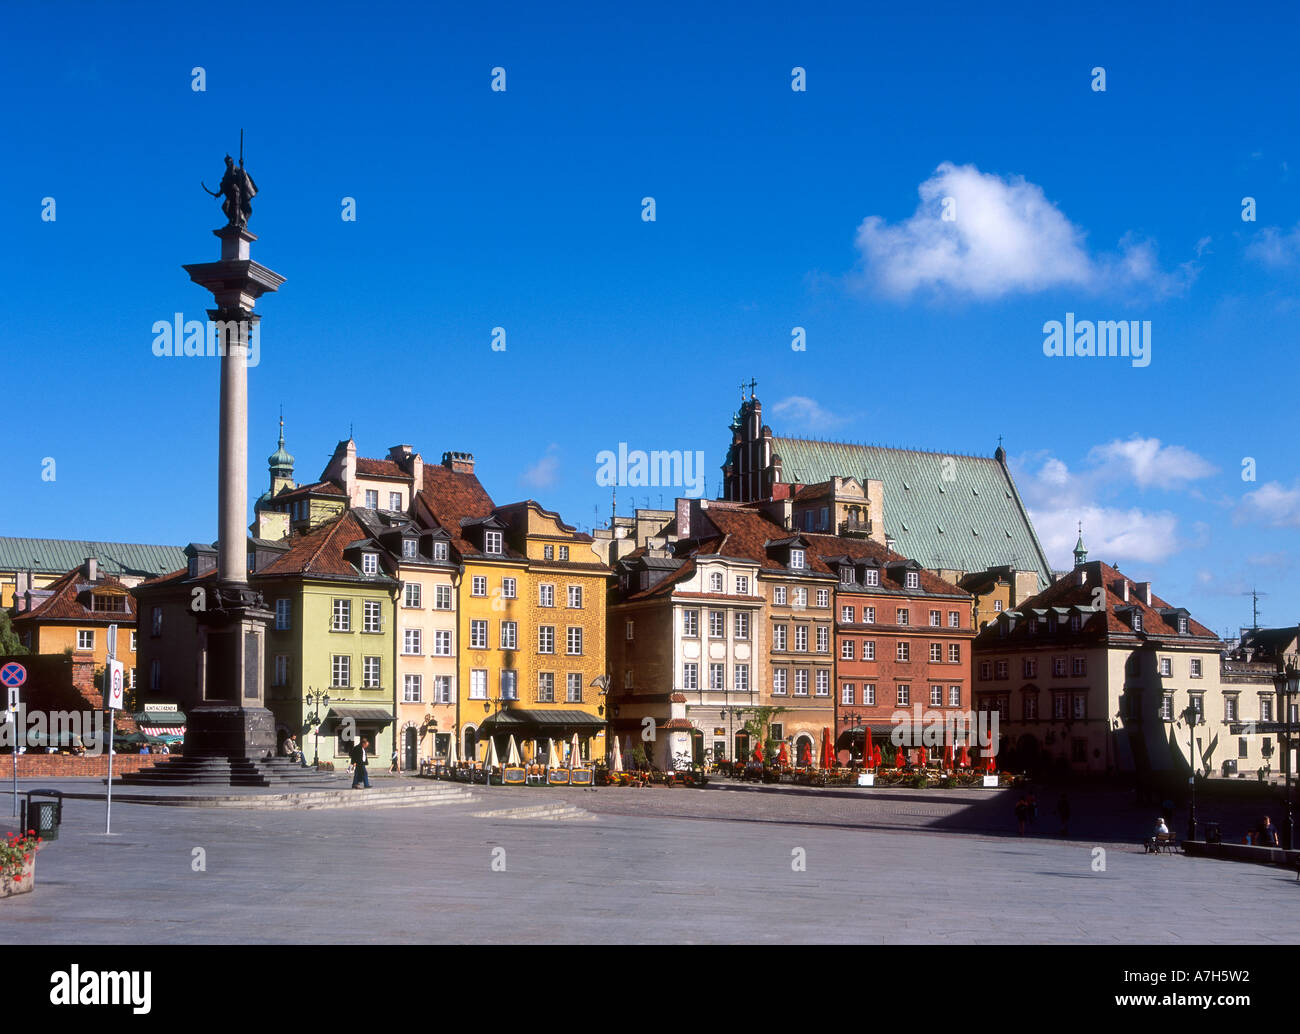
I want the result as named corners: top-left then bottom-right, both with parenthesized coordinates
top-left (13, 566), bottom-right (137, 624)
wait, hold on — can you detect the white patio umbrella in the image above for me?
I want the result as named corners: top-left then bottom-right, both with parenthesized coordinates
top-left (506, 735), bottom-right (521, 766)
top-left (444, 734), bottom-right (458, 766)
top-left (484, 736), bottom-right (500, 770)
top-left (610, 736), bottom-right (624, 773)
top-left (570, 732), bottom-right (582, 767)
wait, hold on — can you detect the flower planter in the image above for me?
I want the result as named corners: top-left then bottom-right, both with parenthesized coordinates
top-left (1, 854), bottom-right (35, 898)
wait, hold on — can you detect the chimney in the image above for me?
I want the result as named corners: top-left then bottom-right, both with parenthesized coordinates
top-left (676, 498), bottom-right (691, 539)
top-left (442, 451), bottom-right (475, 475)
top-left (1121, 580), bottom-right (1129, 603)
top-left (1136, 581), bottom-right (1152, 606)
top-left (85, 557), bottom-right (98, 582)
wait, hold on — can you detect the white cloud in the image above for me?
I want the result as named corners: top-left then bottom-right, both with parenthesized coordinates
top-left (1086, 437), bottom-right (1218, 489)
top-left (1235, 480), bottom-right (1300, 527)
top-left (520, 444), bottom-right (560, 490)
top-left (853, 162), bottom-right (1195, 299)
top-left (769, 396), bottom-right (850, 432)
top-left (1030, 503), bottom-right (1183, 566)
top-left (1245, 222), bottom-right (1300, 267)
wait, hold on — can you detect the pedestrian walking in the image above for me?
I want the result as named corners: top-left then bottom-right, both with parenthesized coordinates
top-left (390, 749), bottom-right (398, 773)
top-left (350, 737), bottom-right (372, 789)
top-left (1053, 792), bottom-right (1071, 836)
top-left (1014, 795), bottom-right (1029, 835)
top-left (1258, 816), bottom-right (1280, 847)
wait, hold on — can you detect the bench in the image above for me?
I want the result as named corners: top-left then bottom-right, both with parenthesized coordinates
top-left (1145, 832), bottom-right (1180, 854)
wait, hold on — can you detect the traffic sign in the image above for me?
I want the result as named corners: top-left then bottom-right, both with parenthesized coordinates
top-left (0, 662), bottom-right (26, 688)
top-left (6, 686), bottom-right (17, 713)
top-left (105, 660), bottom-right (125, 710)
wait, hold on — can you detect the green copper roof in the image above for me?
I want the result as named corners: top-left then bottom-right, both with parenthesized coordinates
top-left (771, 438), bottom-right (1052, 586)
top-left (0, 538), bottom-right (187, 578)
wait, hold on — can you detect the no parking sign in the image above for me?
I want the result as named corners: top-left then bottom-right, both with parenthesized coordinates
top-left (105, 660), bottom-right (125, 710)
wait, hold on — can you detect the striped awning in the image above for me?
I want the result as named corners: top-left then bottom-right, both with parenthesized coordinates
top-left (138, 725), bottom-right (185, 736)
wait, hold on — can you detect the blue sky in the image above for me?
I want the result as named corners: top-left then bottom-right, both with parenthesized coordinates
top-left (2, 0), bottom-right (1298, 637)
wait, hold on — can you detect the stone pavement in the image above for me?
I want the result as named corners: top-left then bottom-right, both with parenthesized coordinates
top-left (1, 779), bottom-right (1296, 944)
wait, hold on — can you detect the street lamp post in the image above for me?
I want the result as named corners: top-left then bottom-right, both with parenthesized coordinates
top-left (841, 709), bottom-right (864, 764)
top-left (1181, 702), bottom-right (1198, 841)
top-left (304, 688), bottom-right (330, 769)
top-left (481, 693), bottom-right (506, 789)
top-left (1275, 661), bottom-right (1299, 851)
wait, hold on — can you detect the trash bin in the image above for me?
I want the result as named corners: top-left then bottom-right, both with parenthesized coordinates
top-left (20, 788), bottom-right (63, 842)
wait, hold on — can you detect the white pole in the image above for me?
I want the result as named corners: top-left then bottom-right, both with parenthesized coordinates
top-left (105, 709), bottom-right (114, 835)
top-left (10, 694), bottom-right (18, 818)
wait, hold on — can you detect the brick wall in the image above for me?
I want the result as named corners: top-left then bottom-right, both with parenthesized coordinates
top-left (7, 754), bottom-right (158, 778)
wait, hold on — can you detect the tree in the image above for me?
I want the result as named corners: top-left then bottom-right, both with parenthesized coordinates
top-left (739, 705), bottom-right (790, 761)
top-left (0, 611), bottom-right (27, 656)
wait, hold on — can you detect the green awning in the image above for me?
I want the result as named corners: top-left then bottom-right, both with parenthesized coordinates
top-left (477, 709), bottom-right (606, 736)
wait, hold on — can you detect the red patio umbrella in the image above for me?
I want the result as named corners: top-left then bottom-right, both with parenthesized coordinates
top-left (862, 735), bottom-right (873, 768)
top-left (958, 743), bottom-right (970, 768)
top-left (753, 743), bottom-right (763, 762)
top-left (918, 746), bottom-right (928, 767)
top-left (820, 727), bottom-right (833, 769)
top-left (985, 752), bottom-right (997, 773)
top-left (943, 742), bottom-right (954, 769)
top-left (799, 742), bottom-right (811, 765)
top-left (777, 742), bottom-right (789, 766)
top-left (895, 746), bottom-right (907, 768)
top-left (872, 745), bottom-right (883, 769)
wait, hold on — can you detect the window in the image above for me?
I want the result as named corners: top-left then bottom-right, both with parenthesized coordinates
top-left (363, 600), bottom-right (381, 633)
top-left (470, 620), bottom-right (488, 649)
top-left (841, 640), bottom-right (855, 661)
top-left (790, 549), bottom-right (805, 569)
top-left (930, 685), bottom-right (943, 706)
top-left (735, 664), bottom-right (749, 691)
top-left (683, 610), bottom-right (699, 637)
top-left (993, 599), bottom-right (1003, 612)
top-left (709, 664), bottom-right (724, 691)
top-left (433, 630), bottom-right (452, 656)
top-left (863, 640), bottom-right (875, 661)
top-left (864, 683), bottom-right (876, 705)
top-left (930, 643), bottom-right (942, 662)
top-left (365, 490), bottom-right (378, 509)
top-left (995, 660), bottom-right (1008, 680)
top-left (1053, 693), bottom-right (1067, 719)
top-left (537, 626), bottom-right (555, 654)
top-left (949, 611), bottom-right (960, 628)
top-left (624, 669), bottom-right (633, 690)
top-left (1071, 738), bottom-right (1087, 763)
top-left (736, 575), bottom-right (750, 595)
top-left (1029, 620), bottom-right (1039, 637)
top-left (906, 572), bottom-right (920, 589)
top-left (949, 685), bottom-right (961, 707)
top-left (388, 491), bottom-right (403, 511)
top-left (948, 643), bottom-right (960, 663)
top-left (709, 611), bottom-right (725, 638)
top-left (735, 612), bottom-right (750, 640)
top-left (566, 673), bottom-right (581, 702)
top-left (1132, 611), bottom-right (1143, 633)
top-left (539, 583), bottom-right (554, 607)
top-left (1190, 658), bottom-right (1202, 678)
top-left (403, 582), bottom-right (422, 608)
top-left (774, 586), bottom-right (787, 606)
top-left (979, 662), bottom-right (992, 680)
top-left (897, 608), bottom-right (910, 625)
top-left (816, 626), bottom-right (829, 652)
top-left (1224, 696), bottom-right (1238, 722)
top-left (863, 607), bottom-right (875, 624)
top-left (1160, 657), bottom-right (1172, 677)
top-left (1023, 658), bottom-right (1037, 678)
top-left (362, 552), bottom-right (378, 575)
top-left (897, 684), bottom-right (910, 706)
top-left (543, 545), bottom-right (554, 560)
top-left (794, 670), bottom-right (809, 696)
top-left (403, 674), bottom-right (422, 703)
top-left (129, 630), bottom-right (137, 653)
top-left (332, 598), bottom-right (351, 632)
top-left (929, 610), bottom-right (941, 627)
top-left (1052, 657), bottom-right (1067, 678)
top-left (484, 531), bottom-right (503, 555)
top-left (1161, 693), bottom-right (1174, 720)
top-left (502, 577), bottom-right (516, 599)
top-left (275, 599), bottom-right (291, 630)
top-left (1238, 737), bottom-right (1249, 759)
top-left (709, 572), bottom-right (723, 592)
top-left (896, 641), bottom-right (910, 662)
top-left (434, 585), bottom-right (452, 610)
top-left (683, 663), bottom-right (699, 691)
top-left (471, 575), bottom-right (487, 597)
top-left (841, 567), bottom-right (854, 585)
top-left (841, 605), bottom-right (855, 623)
top-left (567, 585), bottom-right (582, 608)
top-left (537, 673), bottom-right (555, 703)
top-left (817, 589), bottom-right (830, 608)
top-left (401, 538), bottom-right (417, 560)
top-left (273, 654), bottom-right (289, 687)
top-left (362, 656), bottom-right (381, 688)
top-left (403, 629), bottom-right (422, 655)
top-left (76, 629), bottom-right (94, 651)
top-left (433, 541), bottom-right (448, 561)
top-left (795, 626), bottom-right (808, 652)
top-left (1024, 693), bottom-right (1038, 720)
top-left (1189, 694), bottom-right (1204, 723)
top-left (865, 569), bottom-right (879, 587)
top-left (502, 670), bottom-right (518, 700)
top-left (1261, 696), bottom-right (1274, 722)
top-left (842, 683), bottom-right (856, 705)
top-left (500, 621), bottom-right (517, 650)
top-left (626, 620), bottom-right (635, 640)
top-left (1069, 613), bottom-right (1081, 632)
top-left (559, 546), bottom-right (569, 561)
top-left (815, 670), bottom-right (829, 696)
top-left (793, 588), bottom-right (807, 608)
top-left (470, 669), bottom-right (487, 700)
top-left (566, 627), bottom-right (583, 655)
top-left (150, 659), bottom-right (160, 690)
top-left (1178, 616), bottom-right (1188, 635)
top-left (773, 624), bottom-right (787, 651)
top-left (1072, 656), bottom-right (1086, 676)
top-left (331, 655), bottom-right (350, 687)
top-left (1072, 693), bottom-right (1086, 720)
top-left (772, 670), bottom-right (787, 695)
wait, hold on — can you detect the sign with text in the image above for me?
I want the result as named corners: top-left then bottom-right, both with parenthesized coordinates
top-left (105, 660), bottom-right (125, 710)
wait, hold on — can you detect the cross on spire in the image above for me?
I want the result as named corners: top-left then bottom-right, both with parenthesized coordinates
top-left (747, 378), bottom-right (758, 399)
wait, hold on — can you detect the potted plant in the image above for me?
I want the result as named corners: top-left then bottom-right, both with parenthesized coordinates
top-left (1, 829), bottom-right (41, 898)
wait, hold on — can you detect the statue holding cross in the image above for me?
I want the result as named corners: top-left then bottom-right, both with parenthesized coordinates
top-left (202, 135), bottom-right (257, 228)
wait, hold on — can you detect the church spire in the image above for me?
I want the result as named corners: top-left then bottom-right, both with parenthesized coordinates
top-left (1073, 521), bottom-right (1088, 567)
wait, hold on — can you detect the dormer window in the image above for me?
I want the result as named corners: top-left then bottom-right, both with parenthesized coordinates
top-left (365, 490), bottom-right (379, 509)
top-left (1069, 614), bottom-right (1082, 632)
top-left (905, 571), bottom-right (919, 590)
top-left (790, 549), bottom-right (805, 570)
top-left (362, 552), bottom-right (378, 575)
top-left (433, 541), bottom-right (448, 561)
top-left (1132, 611), bottom-right (1143, 633)
top-left (709, 572), bottom-right (723, 592)
top-left (840, 567), bottom-right (853, 584)
top-left (485, 530), bottom-right (503, 555)
top-left (402, 539), bottom-right (417, 559)
top-left (1178, 616), bottom-right (1188, 635)
top-left (865, 569), bottom-right (879, 587)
